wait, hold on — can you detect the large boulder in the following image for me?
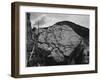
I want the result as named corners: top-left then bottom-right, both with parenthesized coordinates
top-left (27, 21), bottom-right (89, 66)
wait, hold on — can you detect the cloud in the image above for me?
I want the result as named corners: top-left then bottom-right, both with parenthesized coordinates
top-left (31, 15), bottom-right (59, 28)
top-left (30, 13), bottom-right (89, 29)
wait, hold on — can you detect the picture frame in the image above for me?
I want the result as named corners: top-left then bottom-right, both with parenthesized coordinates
top-left (11, 2), bottom-right (98, 78)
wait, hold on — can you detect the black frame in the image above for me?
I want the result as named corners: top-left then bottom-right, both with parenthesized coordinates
top-left (11, 2), bottom-right (98, 78)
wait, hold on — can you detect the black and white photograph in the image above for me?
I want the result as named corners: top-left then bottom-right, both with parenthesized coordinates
top-left (26, 12), bottom-right (89, 67)
top-left (11, 2), bottom-right (97, 78)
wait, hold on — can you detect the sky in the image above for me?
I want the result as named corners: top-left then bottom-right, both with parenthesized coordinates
top-left (29, 12), bottom-right (90, 29)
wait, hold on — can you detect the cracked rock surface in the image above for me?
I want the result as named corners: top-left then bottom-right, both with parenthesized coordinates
top-left (27, 21), bottom-right (89, 66)
top-left (33, 23), bottom-right (81, 62)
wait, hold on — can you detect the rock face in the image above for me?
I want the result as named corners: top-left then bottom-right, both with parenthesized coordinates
top-left (27, 21), bottom-right (89, 67)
